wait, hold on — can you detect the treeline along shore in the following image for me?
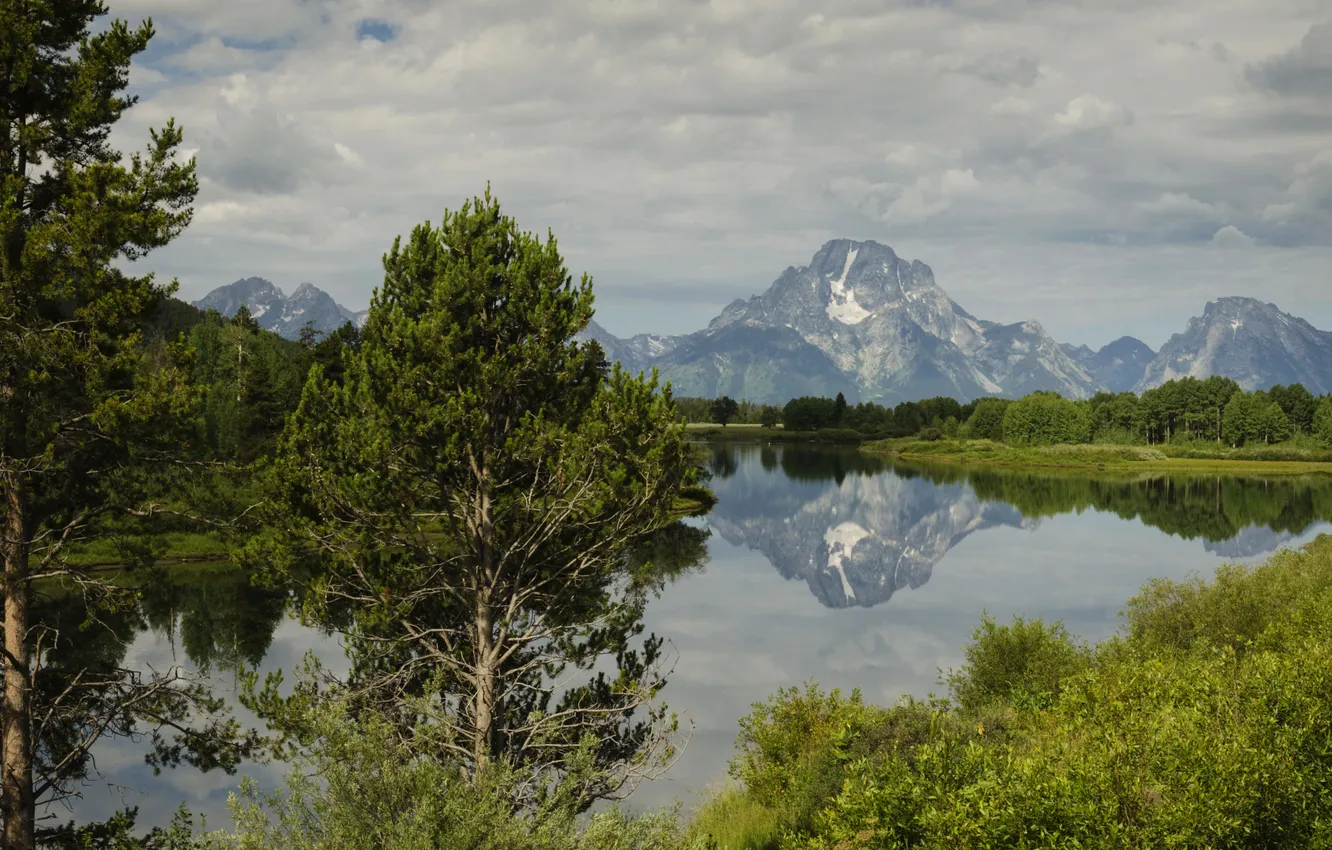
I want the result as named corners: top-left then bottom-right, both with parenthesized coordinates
top-left (675, 381), bottom-right (1332, 472)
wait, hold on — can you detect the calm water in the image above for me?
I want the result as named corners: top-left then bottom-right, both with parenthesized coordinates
top-left (59, 444), bottom-right (1332, 827)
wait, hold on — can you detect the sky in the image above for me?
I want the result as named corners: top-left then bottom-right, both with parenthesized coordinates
top-left (108, 0), bottom-right (1332, 350)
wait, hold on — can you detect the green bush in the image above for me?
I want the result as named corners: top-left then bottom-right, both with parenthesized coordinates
top-left (1002, 393), bottom-right (1092, 446)
top-left (684, 786), bottom-right (782, 850)
top-left (945, 614), bottom-right (1091, 712)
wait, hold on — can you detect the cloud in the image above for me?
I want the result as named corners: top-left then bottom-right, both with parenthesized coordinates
top-left (1052, 95), bottom-right (1134, 132)
top-left (1256, 150), bottom-right (1332, 243)
top-left (99, 0), bottom-right (1332, 340)
top-left (951, 53), bottom-right (1042, 87)
top-left (165, 36), bottom-right (259, 71)
top-left (1209, 225), bottom-right (1257, 248)
top-left (1246, 22), bottom-right (1332, 97)
top-left (1135, 192), bottom-right (1228, 221)
top-left (990, 96), bottom-right (1035, 116)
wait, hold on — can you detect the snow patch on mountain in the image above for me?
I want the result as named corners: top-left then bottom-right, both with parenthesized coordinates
top-left (825, 247), bottom-right (871, 325)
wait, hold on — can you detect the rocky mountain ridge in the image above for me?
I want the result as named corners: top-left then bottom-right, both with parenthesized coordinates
top-left (1133, 297), bottom-right (1332, 394)
top-left (193, 277), bottom-right (367, 340)
top-left (199, 250), bottom-right (1332, 401)
top-left (588, 243), bottom-right (1332, 402)
top-left (592, 239), bottom-right (1110, 404)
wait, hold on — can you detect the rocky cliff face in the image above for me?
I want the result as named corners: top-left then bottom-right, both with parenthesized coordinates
top-left (1135, 297), bottom-right (1332, 394)
top-left (598, 239), bottom-right (1103, 404)
top-left (194, 278), bottom-right (367, 340)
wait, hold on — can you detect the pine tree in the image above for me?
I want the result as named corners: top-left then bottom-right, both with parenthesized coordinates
top-left (0, 3), bottom-right (246, 845)
top-left (254, 189), bottom-right (702, 810)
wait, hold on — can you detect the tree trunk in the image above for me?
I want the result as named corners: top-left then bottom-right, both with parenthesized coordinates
top-left (473, 590), bottom-right (496, 770)
top-left (2, 481), bottom-right (33, 850)
top-left (471, 473), bottom-right (497, 773)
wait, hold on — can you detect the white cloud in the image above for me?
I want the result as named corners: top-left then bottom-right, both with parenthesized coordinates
top-left (1053, 95), bottom-right (1134, 132)
top-left (1135, 192), bottom-right (1229, 220)
top-left (333, 142), bottom-right (364, 167)
top-left (165, 36), bottom-right (256, 71)
top-left (99, 0), bottom-right (1332, 339)
top-left (1209, 225), bottom-right (1257, 247)
top-left (990, 96), bottom-right (1035, 115)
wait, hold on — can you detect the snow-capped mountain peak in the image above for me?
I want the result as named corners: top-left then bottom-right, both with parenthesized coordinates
top-left (599, 238), bottom-right (1105, 404)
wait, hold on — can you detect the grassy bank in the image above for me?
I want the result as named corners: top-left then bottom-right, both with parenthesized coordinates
top-left (863, 437), bottom-right (1332, 475)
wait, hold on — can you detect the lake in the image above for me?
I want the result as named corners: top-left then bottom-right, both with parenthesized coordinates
top-left (55, 443), bottom-right (1332, 829)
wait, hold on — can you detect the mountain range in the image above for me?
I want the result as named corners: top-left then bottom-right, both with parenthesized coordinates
top-left (193, 240), bottom-right (1332, 401)
top-left (581, 239), bottom-right (1332, 402)
top-left (193, 277), bottom-right (366, 339)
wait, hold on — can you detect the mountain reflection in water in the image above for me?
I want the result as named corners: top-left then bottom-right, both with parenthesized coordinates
top-left (704, 443), bottom-right (1332, 609)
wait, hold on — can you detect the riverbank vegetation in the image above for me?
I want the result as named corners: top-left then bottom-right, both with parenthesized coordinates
top-left (9, 4), bottom-right (1332, 847)
top-left (112, 534), bottom-right (1332, 849)
top-left (682, 380), bottom-right (1332, 467)
top-left (673, 533), bottom-right (1332, 849)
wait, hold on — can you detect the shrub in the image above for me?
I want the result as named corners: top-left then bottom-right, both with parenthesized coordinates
top-left (762, 536), bottom-right (1332, 850)
top-left (946, 614), bottom-right (1091, 712)
top-left (1001, 392), bottom-right (1092, 446)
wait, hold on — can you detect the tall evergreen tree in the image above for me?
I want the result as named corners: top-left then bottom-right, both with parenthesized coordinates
top-left (0, 3), bottom-right (250, 845)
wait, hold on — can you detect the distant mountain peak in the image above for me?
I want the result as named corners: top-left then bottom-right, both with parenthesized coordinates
top-left (1137, 298), bottom-right (1332, 393)
top-left (194, 279), bottom-right (367, 341)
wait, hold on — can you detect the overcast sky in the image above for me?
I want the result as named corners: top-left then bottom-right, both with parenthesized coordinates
top-left (110, 0), bottom-right (1332, 349)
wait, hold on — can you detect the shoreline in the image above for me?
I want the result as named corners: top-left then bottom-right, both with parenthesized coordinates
top-left (861, 438), bottom-right (1332, 476)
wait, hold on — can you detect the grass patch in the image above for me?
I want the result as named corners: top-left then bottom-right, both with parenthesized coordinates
top-left (54, 531), bottom-right (233, 568)
top-left (863, 437), bottom-right (1332, 475)
top-left (685, 785), bottom-right (783, 850)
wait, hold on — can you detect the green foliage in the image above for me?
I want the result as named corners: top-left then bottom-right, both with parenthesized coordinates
top-left (1224, 391), bottom-right (1296, 447)
top-left (684, 787), bottom-right (782, 850)
top-left (1268, 383), bottom-right (1319, 433)
top-left (711, 396), bottom-right (740, 426)
top-left (1316, 397), bottom-right (1332, 448)
top-left (945, 615), bottom-right (1090, 712)
top-left (1000, 392), bottom-right (1092, 445)
top-left (203, 700), bottom-right (693, 850)
top-left (255, 188), bottom-right (702, 811)
top-left (963, 397), bottom-right (1011, 441)
top-left (1140, 376), bottom-right (1239, 444)
top-left (782, 397), bottom-right (838, 431)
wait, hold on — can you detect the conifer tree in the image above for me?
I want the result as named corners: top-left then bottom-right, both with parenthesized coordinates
top-left (256, 189), bottom-right (702, 810)
top-left (1, 3), bottom-right (250, 845)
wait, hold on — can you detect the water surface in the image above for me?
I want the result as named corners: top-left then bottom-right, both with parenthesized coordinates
top-left (57, 444), bottom-right (1332, 825)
